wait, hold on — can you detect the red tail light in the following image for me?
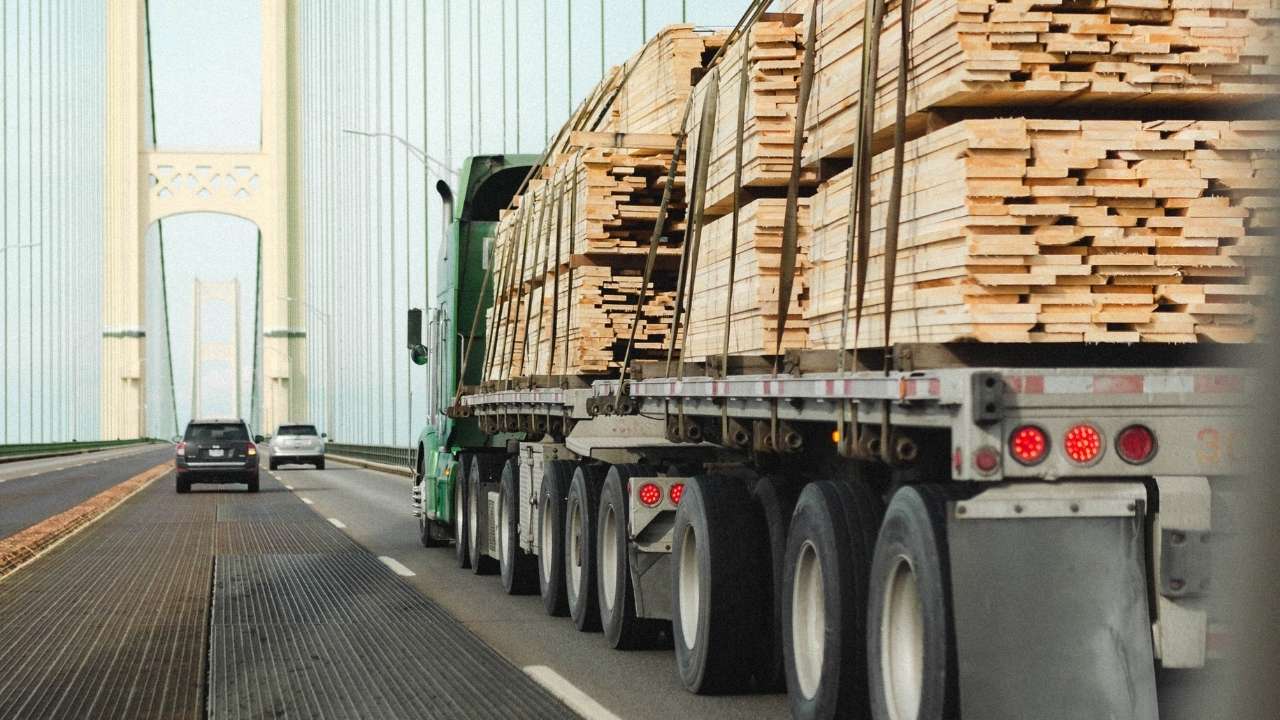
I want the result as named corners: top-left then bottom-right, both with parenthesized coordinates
top-left (669, 483), bottom-right (685, 505)
top-left (176, 441), bottom-right (186, 456)
top-left (1063, 424), bottom-right (1103, 464)
top-left (1116, 425), bottom-right (1156, 464)
top-left (638, 482), bottom-right (662, 507)
top-left (1009, 425), bottom-right (1048, 465)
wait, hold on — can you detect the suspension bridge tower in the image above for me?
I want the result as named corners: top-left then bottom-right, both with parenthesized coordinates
top-left (103, 0), bottom-right (306, 438)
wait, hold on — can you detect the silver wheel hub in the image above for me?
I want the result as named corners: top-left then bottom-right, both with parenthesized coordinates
top-left (540, 499), bottom-right (554, 581)
top-left (567, 501), bottom-right (583, 603)
top-left (499, 485), bottom-right (511, 565)
top-left (881, 556), bottom-right (924, 720)
top-left (677, 524), bottom-right (700, 649)
top-left (791, 541), bottom-right (825, 700)
top-left (600, 504), bottom-right (617, 611)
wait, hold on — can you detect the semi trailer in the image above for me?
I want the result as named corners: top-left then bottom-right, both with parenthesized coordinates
top-left (406, 151), bottom-right (1251, 719)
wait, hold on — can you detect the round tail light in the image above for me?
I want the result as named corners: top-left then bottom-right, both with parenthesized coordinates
top-left (669, 482), bottom-right (685, 505)
top-left (1063, 424), bottom-right (1104, 464)
top-left (1009, 425), bottom-right (1048, 465)
top-left (638, 482), bottom-right (662, 508)
top-left (1116, 425), bottom-right (1156, 464)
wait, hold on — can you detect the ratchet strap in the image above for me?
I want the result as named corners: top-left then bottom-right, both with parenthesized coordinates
top-left (546, 167), bottom-right (570, 380)
top-left (719, 38), bottom-right (752, 377)
top-left (562, 157), bottom-right (580, 381)
top-left (774, 1), bottom-right (819, 366)
top-left (520, 181), bottom-right (554, 380)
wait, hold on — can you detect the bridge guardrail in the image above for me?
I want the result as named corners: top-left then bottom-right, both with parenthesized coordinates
top-left (0, 438), bottom-right (164, 463)
top-left (324, 443), bottom-right (414, 470)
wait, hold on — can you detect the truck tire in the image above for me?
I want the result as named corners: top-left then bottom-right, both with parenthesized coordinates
top-left (598, 464), bottom-right (666, 650)
top-left (537, 460), bottom-right (576, 616)
top-left (247, 473), bottom-right (260, 493)
top-left (783, 480), bottom-right (883, 720)
top-left (315, 459), bottom-right (325, 470)
top-left (417, 452), bottom-right (444, 548)
top-left (867, 484), bottom-right (958, 720)
top-left (176, 477), bottom-right (190, 494)
top-left (499, 458), bottom-right (538, 594)
top-left (751, 474), bottom-right (802, 692)
top-left (269, 458), bottom-right (278, 471)
top-left (565, 464), bottom-right (606, 632)
top-left (671, 474), bottom-right (771, 693)
top-left (454, 453), bottom-right (473, 568)
top-left (469, 454), bottom-right (501, 575)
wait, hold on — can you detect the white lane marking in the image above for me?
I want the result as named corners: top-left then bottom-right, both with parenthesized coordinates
top-left (285, 484), bottom-right (295, 490)
top-left (300, 497), bottom-right (314, 505)
top-left (327, 518), bottom-right (346, 529)
top-left (378, 556), bottom-right (416, 577)
top-left (523, 666), bottom-right (623, 720)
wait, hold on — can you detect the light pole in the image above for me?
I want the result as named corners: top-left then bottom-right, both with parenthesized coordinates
top-left (279, 294), bottom-right (335, 437)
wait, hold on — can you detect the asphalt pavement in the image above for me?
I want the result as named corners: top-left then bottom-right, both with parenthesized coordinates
top-left (0, 444), bottom-right (174, 540)
top-left (268, 455), bottom-right (791, 720)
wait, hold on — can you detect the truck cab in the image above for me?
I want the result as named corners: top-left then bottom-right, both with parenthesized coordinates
top-left (409, 154), bottom-right (537, 548)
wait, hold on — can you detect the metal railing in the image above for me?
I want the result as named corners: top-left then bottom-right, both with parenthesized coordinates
top-left (0, 438), bottom-right (163, 462)
top-left (324, 443), bottom-right (415, 469)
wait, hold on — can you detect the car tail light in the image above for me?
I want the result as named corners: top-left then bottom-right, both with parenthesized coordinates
top-left (1009, 425), bottom-right (1048, 465)
top-left (247, 443), bottom-right (258, 457)
top-left (669, 482), bottom-right (685, 505)
top-left (176, 441), bottom-right (186, 456)
top-left (1063, 424), bottom-right (1103, 464)
top-left (638, 482), bottom-right (662, 507)
top-left (1116, 425), bottom-right (1156, 464)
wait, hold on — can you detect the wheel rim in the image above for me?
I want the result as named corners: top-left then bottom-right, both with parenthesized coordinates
top-left (600, 503), bottom-right (617, 611)
top-left (567, 499), bottom-right (583, 602)
top-left (499, 485), bottom-right (511, 565)
top-left (455, 481), bottom-right (464, 542)
top-left (677, 523), bottom-right (700, 649)
top-left (791, 540), bottom-right (825, 700)
top-left (540, 497), bottom-right (555, 582)
top-left (468, 480), bottom-right (479, 554)
top-left (881, 556), bottom-right (924, 720)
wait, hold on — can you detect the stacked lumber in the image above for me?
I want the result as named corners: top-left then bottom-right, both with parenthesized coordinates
top-left (686, 14), bottom-right (818, 217)
top-left (784, 0), bottom-right (1280, 167)
top-left (606, 25), bottom-right (726, 135)
top-left (685, 199), bottom-right (813, 360)
top-left (804, 118), bottom-right (1278, 346)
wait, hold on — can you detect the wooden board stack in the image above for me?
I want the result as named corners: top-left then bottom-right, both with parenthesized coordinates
top-left (606, 25), bottom-right (726, 135)
top-left (686, 14), bottom-right (819, 217)
top-left (804, 118), bottom-right (1278, 346)
top-left (784, 0), bottom-right (1280, 168)
top-left (685, 199), bottom-right (813, 360)
top-left (484, 25), bottom-right (729, 381)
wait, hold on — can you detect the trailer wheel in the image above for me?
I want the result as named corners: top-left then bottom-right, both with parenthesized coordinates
top-left (499, 458), bottom-right (538, 594)
top-left (670, 474), bottom-right (770, 693)
top-left (454, 454), bottom-right (473, 568)
top-left (468, 454), bottom-right (500, 575)
top-left (565, 464), bottom-right (606, 632)
top-left (868, 485), bottom-right (957, 720)
top-left (598, 464), bottom-right (665, 650)
top-left (537, 460), bottom-right (576, 616)
top-left (751, 475), bottom-right (802, 692)
top-left (783, 480), bottom-right (883, 720)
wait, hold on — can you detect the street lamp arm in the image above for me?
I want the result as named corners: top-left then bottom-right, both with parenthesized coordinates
top-left (340, 128), bottom-right (458, 180)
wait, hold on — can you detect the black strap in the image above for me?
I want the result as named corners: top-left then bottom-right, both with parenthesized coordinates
top-left (719, 38), bottom-right (752, 377)
top-left (546, 171), bottom-right (568, 379)
top-left (881, 0), bottom-right (913, 372)
top-left (562, 155), bottom-right (580, 381)
top-left (775, 3), bottom-right (819, 365)
top-left (520, 181), bottom-right (554, 381)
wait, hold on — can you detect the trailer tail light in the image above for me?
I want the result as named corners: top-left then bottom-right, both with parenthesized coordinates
top-left (1116, 425), bottom-right (1156, 464)
top-left (638, 482), bottom-right (662, 508)
top-left (669, 482), bottom-right (685, 506)
top-left (1063, 424), bottom-right (1103, 464)
top-left (176, 441), bottom-right (186, 457)
top-left (1009, 425), bottom-right (1048, 466)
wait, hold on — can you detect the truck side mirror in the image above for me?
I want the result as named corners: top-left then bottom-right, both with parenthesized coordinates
top-left (407, 308), bottom-right (423, 348)
top-left (254, 435), bottom-right (264, 444)
top-left (321, 432), bottom-right (328, 439)
top-left (411, 344), bottom-right (429, 366)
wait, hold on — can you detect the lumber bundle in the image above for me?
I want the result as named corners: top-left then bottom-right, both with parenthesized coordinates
top-left (785, 0), bottom-right (1280, 167)
top-left (605, 25), bottom-right (726, 135)
top-left (804, 118), bottom-right (1278, 346)
top-left (685, 199), bottom-right (813, 360)
top-left (686, 14), bottom-right (819, 217)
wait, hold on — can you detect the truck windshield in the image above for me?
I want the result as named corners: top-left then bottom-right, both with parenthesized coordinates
top-left (184, 423), bottom-right (249, 443)
top-left (277, 425), bottom-right (318, 436)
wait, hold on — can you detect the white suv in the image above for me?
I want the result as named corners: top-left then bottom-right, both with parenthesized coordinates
top-left (268, 424), bottom-right (326, 470)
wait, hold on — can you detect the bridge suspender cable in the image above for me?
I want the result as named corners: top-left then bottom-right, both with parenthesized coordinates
top-left (143, 0), bottom-right (180, 438)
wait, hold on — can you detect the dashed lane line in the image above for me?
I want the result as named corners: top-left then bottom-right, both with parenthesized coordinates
top-left (300, 497), bottom-right (314, 505)
top-left (378, 556), bottom-right (416, 577)
top-left (523, 666), bottom-right (624, 720)
top-left (285, 484), bottom-right (294, 490)
top-left (327, 518), bottom-right (346, 529)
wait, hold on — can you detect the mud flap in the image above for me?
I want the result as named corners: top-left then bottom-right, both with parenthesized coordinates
top-left (947, 485), bottom-right (1158, 720)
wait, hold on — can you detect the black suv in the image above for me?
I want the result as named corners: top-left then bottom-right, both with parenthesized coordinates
top-left (175, 418), bottom-right (261, 493)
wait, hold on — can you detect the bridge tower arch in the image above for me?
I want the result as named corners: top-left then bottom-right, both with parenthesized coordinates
top-left (104, 0), bottom-right (305, 438)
